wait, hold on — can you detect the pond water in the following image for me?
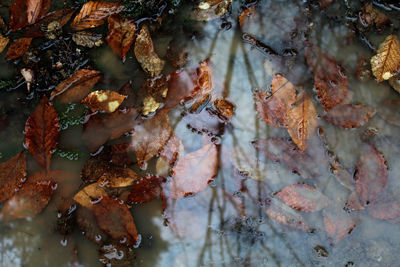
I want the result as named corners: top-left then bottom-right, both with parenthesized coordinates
top-left (0, 0), bottom-right (400, 266)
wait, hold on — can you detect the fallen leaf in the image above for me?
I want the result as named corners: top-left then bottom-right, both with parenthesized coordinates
top-left (72, 31), bottom-right (103, 48)
top-left (160, 134), bottom-right (182, 165)
top-left (319, 0), bottom-right (335, 10)
top-left (359, 3), bottom-right (391, 33)
top-left (130, 113), bottom-right (172, 168)
top-left (97, 167), bottom-right (140, 188)
top-left (73, 183), bottom-right (107, 209)
top-left (264, 198), bottom-right (313, 232)
top-left (82, 108), bottom-right (141, 153)
top-left (189, 59), bottom-right (213, 111)
top-left (70, 1), bottom-right (124, 31)
top-left (0, 152), bottom-right (26, 204)
top-left (0, 34), bottom-right (9, 53)
top-left (286, 92), bottom-right (318, 150)
top-left (161, 69), bottom-right (194, 112)
top-left (82, 90), bottom-right (127, 113)
top-left (345, 190), bottom-right (365, 211)
top-left (371, 34), bottom-right (400, 83)
top-left (238, 6), bottom-right (255, 28)
top-left (50, 69), bottom-right (102, 103)
top-left (323, 206), bottom-right (358, 244)
top-left (166, 39), bottom-right (188, 68)
top-left (183, 108), bottom-right (225, 137)
top-left (169, 143), bottom-right (218, 199)
top-left (389, 77), bottom-right (400, 93)
top-left (81, 153), bottom-right (111, 183)
top-left (275, 184), bottom-right (331, 212)
top-left (110, 143), bottom-right (134, 166)
top-left (5, 37), bottom-right (32, 59)
top-left (191, 0), bottom-right (231, 21)
top-left (368, 195), bottom-right (400, 223)
top-left (252, 138), bottom-right (322, 179)
top-left (213, 99), bottom-right (234, 119)
top-left (355, 55), bottom-right (372, 81)
top-left (118, 82), bottom-right (137, 109)
top-left (0, 181), bottom-right (56, 221)
top-left (25, 96), bottom-right (59, 170)
top-left (9, 0), bottom-right (51, 31)
top-left (93, 196), bottom-right (139, 246)
top-left (137, 75), bottom-right (168, 115)
top-left (106, 14), bottom-right (136, 61)
top-left (76, 206), bottom-right (109, 244)
top-left (323, 104), bottom-right (376, 128)
top-left (134, 25), bottom-right (165, 77)
top-left (305, 43), bottom-right (348, 110)
top-left (377, 99), bottom-right (400, 126)
top-left (354, 143), bottom-right (388, 206)
top-left (127, 175), bottom-right (166, 204)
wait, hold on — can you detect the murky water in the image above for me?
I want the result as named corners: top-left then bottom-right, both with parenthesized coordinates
top-left (0, 0), bottom-right (400, 266)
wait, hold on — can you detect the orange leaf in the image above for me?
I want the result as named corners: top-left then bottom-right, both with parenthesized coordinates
top-left (0, 34), bottom-right (9, 53)
top-left (50, 69), bottom-right (102, 103)
top-left (25, 96), bottom-right (59, 170)
top-left (127, 175), bottom-right (166, 204)
top-left (169, 143), bottom-right (218, 199)
top-left (238, 6), bottom-right (255, 28)
top-left (106, 14), bottom-right (136, 61)
top-left (188, 59), bottom-right (213, 111)
top-left (93, 196), bottom-right (139, 246)
top-left (323, 104), bottom-right (376, 128)
top-left (130, 113), bottom-right (173, 168)
top-left (9, 0), bottom-right (51, 31)
top-left (82, 90), bottom-right (127, 113)
top-left (0, 181), bottom-right (56, 221)
top-left (5, 37), bottom-right (32, 59)
top-left (0, 152), bottom-right (26, 204)
top-left (70, 1), bottom-right (124, 31)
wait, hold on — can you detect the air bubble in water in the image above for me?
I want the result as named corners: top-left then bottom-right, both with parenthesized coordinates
top-left (60, 239), bottom-right (67, 246)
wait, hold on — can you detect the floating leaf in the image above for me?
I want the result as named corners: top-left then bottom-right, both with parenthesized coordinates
top-left (169, 143), bottom-right (218, 199)
top-left (354, 144), bottom-right (388, 206)
top-left (191, 0), bottom-right (231, 21)
top-left (93, 196), bottom-right (139, 246)
top-left (110, 143), bottom-right (134, 166)
top-left (127, 176), bottom-right (166, 204)
top-left (82, 90), bottom-right (127, 113)
top-left (238, 6), bottom-right (255, 28)
top-left (359, 3), bottom-right (391, 33)
top-left (134, 25), bottom-right (165, 77)
top-left (275, 184), bottom-right (331, 212)
top-left (76, 206), bottom-right (108, 244)
top-left (377, 99), bottom-right (400, 126)
top-left (0, 34), bottom-right (9, 53)
top-left (73, 183), bottom-right (107, 209)
top-left (160, 134), bottom-right (182, 166)
top-left (368, 195), bottom-right (400, 223)
top-left (286, 92), bottom-right (317, 150)
top-left (213, 99), bottom-right (234, 119)
top-left (70, 1), bottom-right (124, 31)
top-left (5, 37), bottom-right (32, 59)
top-left (162, 69), bottom-right (194, 112)
top-left (166, 39), bottom-right (188, 68)
top-left (25, 96), bottom-right (59, 170)
top-left (371, 34), bottom-right (400, 83)
top-left (130, 113), bottom-right (172, 168)
top-left (72, 31), bottom-right (103, 48)
top-left (323, 104), bottom-right (376, 128)
top-left (183, 108), bottom-right (225, 137)
top-left (0, 181), bottom-right (56, 221)
top-left (323, 206), bottom-right (358, 244)
top-left (9, 0), bottom-right (51, 31)
top-left (97, 167), bottom-right (140, 188)
top-left (50, 69), bottom-right (102, 103)
top-left (305, 43), bottom-right (348, 110)
top-left (81, 153), bottom-right (111, 183)
top-left (106, 14), bottom-right (136, 61)
top-left (345, 190), bottom-right (365, 211)
top-left (0, 152), bottom-right (26, 204)
top-left (189, 59), bottom-right (213, 111)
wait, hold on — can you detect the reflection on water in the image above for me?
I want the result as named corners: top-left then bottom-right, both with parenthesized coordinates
top-left (1, 0), bottom-right (400, 266)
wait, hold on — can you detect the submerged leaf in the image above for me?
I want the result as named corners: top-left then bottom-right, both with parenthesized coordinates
top-left (377, 99), bottom-right (400, 126)
top-left (323, 104), bottom-right (376, 128)
top-left (106, 14), bottom-right (136, 61)
top-left (72, 31), bottom-right (103, 48)
top-left (82, 90), bottom-right (127, 113)
top-left (9, 0), bottom-right (51, 31)
top-left (0, 34), bottom-right (9, 53)
top-left (192, 0), bottom-right (231, 21)
top-left (5, 37), bottom-right (32, 59)
top-left (371, 34), bottom-right (400, 83)
top-left (127, 176), bottom-right (166, 204)
top-left (323, 206), bottom-right (358, 244)
top-left (76, 206), bottom-right (108, 244)
top-left (162, 69), bottom-right (194, 112)
top-left (0, 152), bottom-right (26, 204)
top-left (25, 96), bottom-right (59, 170)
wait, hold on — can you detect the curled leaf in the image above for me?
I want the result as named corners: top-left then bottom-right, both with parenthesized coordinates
top-left (371, 34), bottom-right (400, 83)
top-left (323, 104), bottom-right (376, 128)
top-left (106, 14), bottom-right (136, 61)
top-left (82, 90), bottom-right (127, 113)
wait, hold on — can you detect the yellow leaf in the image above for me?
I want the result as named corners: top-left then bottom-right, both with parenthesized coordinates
top-left (371, 34), bottom-right (400, 83)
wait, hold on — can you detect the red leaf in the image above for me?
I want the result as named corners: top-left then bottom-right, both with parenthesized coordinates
top-left (0, 152), bottom-right (26, 204)
top-left (0, 181), bottom-right (56, 221)
top-left (50, 69), bottom-right (102, 103)
top-left (127, 176), bottom-right (166, 204)
top-left (305, 43), bottom-right (348, 110)
top-left (5, 37), bottom-right (32, 59)
top-left (252, 138), bottom-right (322, 179)
top-left (25, 96), bottom-right (59, 170)
top-left (9, 0), bottom-right (51, 31)
top-left (323, 206), bottom-right (358, 244)
top-left (354, 144), bottom-right (388, 206)
top-left (110, 143), bottom-right (134, 167)
top-left (76, 206), bottom-right (109, 244)
top-left (368, 195), bottom-right (400, 223)
top-left (106, 14), bottom-right (136, 61)
top-left (276, 184), bottom-right (331, 212)
top-left (323, 104), bottom-right (376, 128)
top-left (169, 143), bottom-right (218, 199)
top-left (93, 196), bottom-right (139, 246)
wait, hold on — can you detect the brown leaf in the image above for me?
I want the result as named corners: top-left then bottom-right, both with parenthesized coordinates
top-left (130, 113), bottom-right (172, 168)
top-left (213, 99), bottom-right (234, 119)
top-left (82, 90), bottom-right (127, 113)
top-left (355, 55), bottom-right (372, 81)
top-left (354, 144), bottom-right (388, 206)
top-left (160, 134), bottom-right (182, 166)
top-left (318, 0), bottom-right (335, 10)
top-left (359, 3), bottom-right (391, 33)
top-left (0, 34), bottom-right (9, 53)
top-left (275, 184), bottom-right (331, 212)
top-left (127, 175), bottom-right (166, 204)
top-left (72, 31), bottom-right (103, 48)
top-left (166, 39), bottom-right (188, 68)
top-left (252, 138), bottom-right (322, 179)
top-left (286, 92), bottom-right (317, 150)
top-left (5, 37), bottom-right (32, 59)
top-left (264, 198), bottom-right (313, 232)
top-left (0, 152), bottom-right (26, 204)
top-left (238, 6), bottom-right (255, 28)
top-left (323, 206), bottom-right (358, 244)
top-left (371, 34), bottom-right (400, 83)
top-left (9, 0), bottom-right (51, 31)
top-left (162, 69), bottom-right (194, 112)
top-left (118, 82), bottom-right (137, 108)
top-left (82, 108), bottom-right (141, 152)
top-left (50, 69), bottom-right (102, 103)
top-left (305, 43), bottom-right (348, 110)
top-left (188, 59), bottom-right (213, 111)
top-left (191, 0), bottom-right (231, 21)
top-left (97, 167), bottom-right (140, 188)
top-left (110, 143), bottom-right (134, 166)
top-left (134, 25), bottom-right (165, 77)
top-left (70, 1), bottom-right (124, 31)
top-left (93, 196), bottom-right (139, 246)
top-left (138, 75), bottom-right (168, 115)
top-left (323, 104), bottom-right (376, 128)
top-left (106, 14), bottom-right (136, 61)
top-left (377, 99), bottom-right (400, 126)
top-left (73, 183), bottom-right (107, 209)
top-left (0, 181), bottom-right (56, 221)
top-left (76, 206), bottom-right (109, 244)
top-left (389, 76), bottom-right (400, 94)
top-left (169, 143), bottom-right (218, 199)
top-left (81, 153), bottom-right (111, 183)
top-left (25, 96), bottom-right (59, 170)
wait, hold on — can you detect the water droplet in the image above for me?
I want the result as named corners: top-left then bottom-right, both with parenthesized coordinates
top-left (95, 235), bottom-right (102, 242)
top-left (51, 183), bottom-right (58, 190)
top-left (68, 204), bottom-right (76, 215)
top-left (133, 234), bottom-right (142, 248)
top-left (119, 237), bottom-right (127, 244)
top-left (90, 196), bottom-right (103, 204)
top-left (91, 146), bottom-right (104, 156)
top-left (60, 239), bottom-right (67, 246)
top-left (140, 162), bottom-right (148, 171)
top-left (211, 136), bottom-right (221, 145)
